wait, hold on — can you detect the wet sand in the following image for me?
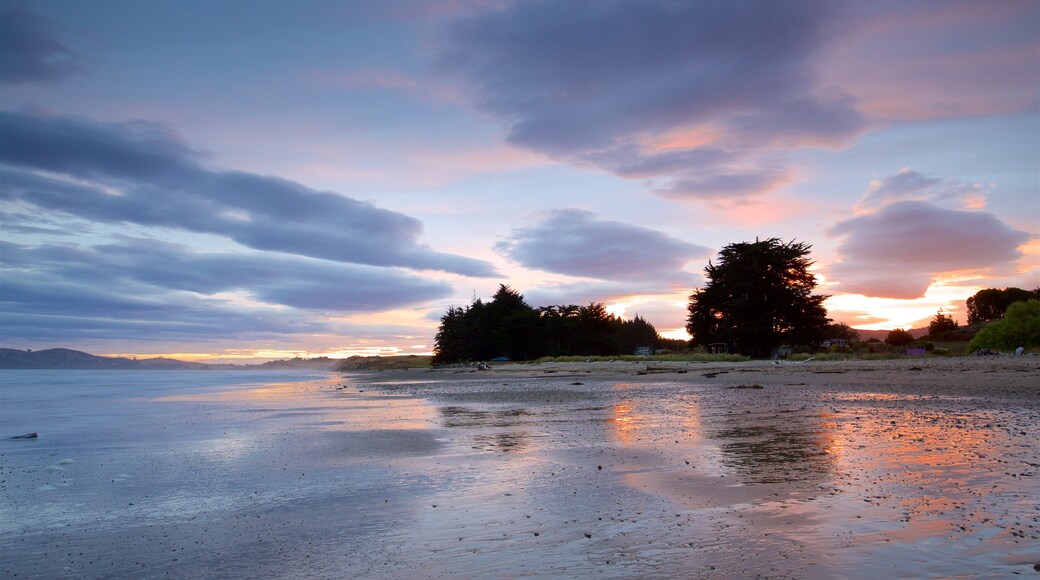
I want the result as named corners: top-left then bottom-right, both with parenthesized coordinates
top-left (2, 359), bottom-right (1038, 578)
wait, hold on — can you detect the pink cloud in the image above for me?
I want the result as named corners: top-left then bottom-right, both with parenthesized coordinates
top-left (826, 200), bottom-right (1030, 298)
top-left (821, 2), bottom-right (1039, 122)
top-left (855, 168), bottom-right (988, 212)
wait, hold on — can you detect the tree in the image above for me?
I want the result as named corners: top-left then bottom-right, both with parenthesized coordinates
top-left (825, 322), bottom-right (860, 342)
top-left (927, 309), bottom-right (958, 337)
top-left (485, 285), bottom-right (541, 360)
top-left (885, 328), bottom-right (915, 347)
top-left (686, 238), bottom-right (830, 358)
top-left (966, 287), bottom-right (1040, 324)
top-left (432, 288), bottom-right (669, 363)
top-left (968, 300), bottom-right (1040, 352)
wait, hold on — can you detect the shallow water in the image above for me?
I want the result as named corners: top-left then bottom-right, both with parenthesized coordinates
top-left (1, 370), bottom-right (1037, 578)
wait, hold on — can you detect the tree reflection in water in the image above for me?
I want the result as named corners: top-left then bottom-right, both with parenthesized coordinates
top-left (439, 405), bottom-right (533, 452)
top-left (710, 410), bottom-right (834, 484)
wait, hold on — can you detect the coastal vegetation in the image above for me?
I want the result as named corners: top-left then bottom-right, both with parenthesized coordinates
top-left (334, 355), bottom-right (433, 371)
top-left (686, 238), bottom-right (829, 358)
top-left (966, 287), bottom-right (1040, 324)
top-left (430, 239), bottom-right (1038, 363)
top-left (968, 300), bottom-right (1040, 352)
top-left (432, 285), bottom-right (678, 365)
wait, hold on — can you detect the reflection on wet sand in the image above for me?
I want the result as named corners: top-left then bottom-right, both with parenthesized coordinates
top-left (438, 405), bottom-right (536, 452)
top-left (20, 373), bottom-right (1023, 578)
top-left (573, 382), bottom-right (1036, 576)
top-left (708, 408), bottom-right (834, 485)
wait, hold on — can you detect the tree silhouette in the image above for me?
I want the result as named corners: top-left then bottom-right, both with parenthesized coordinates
top-left (927, 308), bottom-right (958, 337)
top-left (966, 287), bottom-right (1040, 324)
top-left (885, 328), bottom-right (915, 347)
top-left (825, 322), bottom-right (860, 342)
top-left (686, 238), bottom-right (830, 358)
top-left (432, 288), bottom-right (669, 364)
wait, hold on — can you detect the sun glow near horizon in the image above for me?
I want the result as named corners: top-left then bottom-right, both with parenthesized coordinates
top-left (825, 282), bottom-right (982, 331)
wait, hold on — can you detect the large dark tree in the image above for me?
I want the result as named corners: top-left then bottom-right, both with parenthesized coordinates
top-left (686, 238), bottom-right (830, 358)
top-left (966, 287), bottom-right (1040, 324)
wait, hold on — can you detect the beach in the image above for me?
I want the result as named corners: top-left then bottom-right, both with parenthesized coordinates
top-left (1, 358), bottom-right (1038, 578)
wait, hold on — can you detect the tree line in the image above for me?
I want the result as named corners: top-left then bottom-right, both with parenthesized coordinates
top-left (433, 238), bottom-right (1039, 362)
top-left (433, 285), bottom-right (677, 364)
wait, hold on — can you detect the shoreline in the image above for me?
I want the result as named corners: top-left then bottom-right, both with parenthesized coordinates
top-left (352, 355), bottom-right (1040, 395)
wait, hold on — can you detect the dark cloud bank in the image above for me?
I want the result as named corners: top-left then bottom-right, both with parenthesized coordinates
top-left (0, 1), bottom-right (80, 85)
top-left (496, 208), bottom-right (708, 280)
top-left (442, 0), bottom-right (865, 200)
top-left (0, 110), bottom-right (493, 345)
top-left (0, 111), bottom-right (497, 276)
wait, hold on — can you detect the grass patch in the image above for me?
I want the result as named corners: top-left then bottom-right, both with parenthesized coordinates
top-left (335, 355), bottom-right (432, 371)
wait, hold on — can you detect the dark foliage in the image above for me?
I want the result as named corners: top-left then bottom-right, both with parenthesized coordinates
top-left (686, 238), bottom-right (830, 358)
top-left (825, 322), bottom-right (860, 342)
top-left (432, 285), bottom-right (668, 364)
top-left (885, 328), bottom-right (915, 347)
top-left (966, 287), bottom-right (1040, 325)
top-left (927, 308), bottom-right (959, 338)
top-left (968, 300), bottom-right (1040, 351)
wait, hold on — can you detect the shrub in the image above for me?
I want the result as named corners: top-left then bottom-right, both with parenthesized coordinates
top-left (967, 300), bottom-right (1040, 352)
top-left (886, 328), bottom-right (915, 347)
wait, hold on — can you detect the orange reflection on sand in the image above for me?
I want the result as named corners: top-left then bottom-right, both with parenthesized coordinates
top-left (157, 381), bottom-right (316, 403)
top-left (611, 401), bottom-right (638, 443)
top-left (610, 394), bottom-right (703, 446)
top-left (159, 381), bottom-right (437, 431)
top-left (827, 404), bottom-right (1025, 535)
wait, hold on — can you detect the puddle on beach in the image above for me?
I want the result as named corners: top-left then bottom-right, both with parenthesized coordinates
top-left (1, 373), bottom-right (1037, 577)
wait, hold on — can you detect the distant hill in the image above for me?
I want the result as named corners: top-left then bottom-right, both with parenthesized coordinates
top-left (0, 348), bottom-right (212, 370)
top-left (852, 327), bottom-right (929, 342)
top-left (334, 355), bottom-right (432, 371)
top-left (255, 357), bottom-right (339, 370)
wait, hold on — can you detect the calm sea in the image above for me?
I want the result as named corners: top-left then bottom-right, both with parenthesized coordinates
top-left (0, 369), bottom-right (335, 437)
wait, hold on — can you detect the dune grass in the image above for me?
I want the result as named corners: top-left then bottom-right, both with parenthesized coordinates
top-left (335, 355), bottom-right (433, 370)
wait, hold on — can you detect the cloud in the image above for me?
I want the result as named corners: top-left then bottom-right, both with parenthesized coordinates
top-left (1, 238), bottom-right (453, 312)
top-left (819, 1), bottom-right (1040, 121)
top-left (0, 2), bottom-right (80, 85)
top-left (521, 282), bottom-right (646, 309)
top-left (856, 168), bottom-right (987, 211)
top-left (0, 111), bottom-right (497, 277)
top-left (617, 299), bottom-right (690, 332)
top-left (495, 208), bottom-right (709, 280)
top-left (0, 272), bottom-right (332, 343)
top-left (826, 201), bottom-right (1031, 298)
top-left (441, 0), bottom-right (865, 200)
top-left (0, 237), bottom-right (456, 346)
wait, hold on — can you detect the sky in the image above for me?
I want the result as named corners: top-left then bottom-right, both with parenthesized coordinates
top-left (1, 0), bottom-right (1037, 362)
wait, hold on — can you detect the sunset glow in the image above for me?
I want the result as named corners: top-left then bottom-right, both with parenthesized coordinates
top-left (1, 1), bottom-right (1037, 360)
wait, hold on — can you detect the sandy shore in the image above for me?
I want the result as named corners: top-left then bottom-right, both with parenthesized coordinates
top-left (375, 354), bottom-right (1040, 393)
